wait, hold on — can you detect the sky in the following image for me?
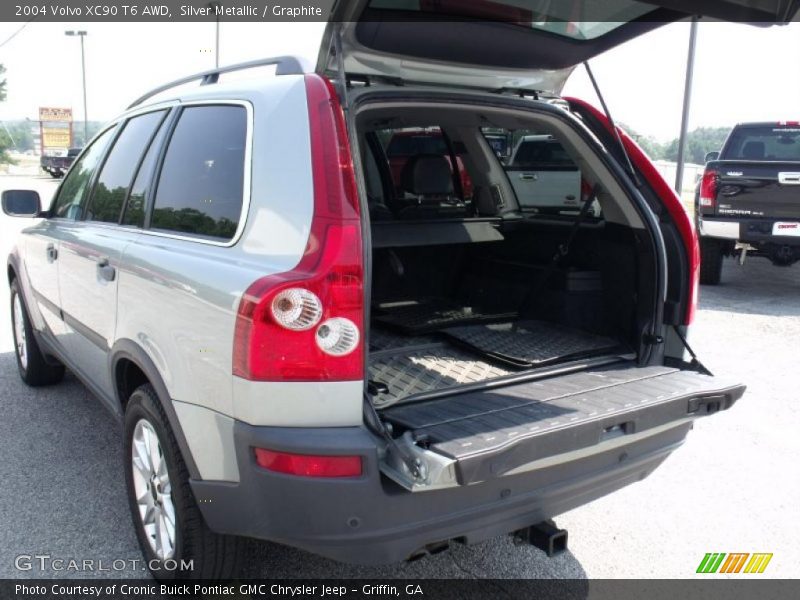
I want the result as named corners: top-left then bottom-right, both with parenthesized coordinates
top-left (1, 19), bottom-right (798, 141)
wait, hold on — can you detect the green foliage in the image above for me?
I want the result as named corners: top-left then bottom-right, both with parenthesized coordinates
top-left (662, 127), bottom-right (731, 164)
top-left (619, 122), bottom-right (731, 165)
top-left (0, 64), bottom-right (11, 164)
top-left (619, 123), bottom-right (665, 160)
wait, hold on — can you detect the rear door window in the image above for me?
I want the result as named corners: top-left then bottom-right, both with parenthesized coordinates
top-left (86, 110), bottom-right (167, 224)
top-left (150, 104), bottom-right (248, 241)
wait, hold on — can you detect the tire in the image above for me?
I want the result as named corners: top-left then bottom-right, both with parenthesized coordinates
top-left (10, 279), bottom-right (65, 386)
top-left (699, 238), bottom-right (724, 285)
top-left (123, 384), bottom-right (247, 580)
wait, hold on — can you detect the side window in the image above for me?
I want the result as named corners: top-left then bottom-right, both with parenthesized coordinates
top-left (86, 110), bottom-right (166, 224)
top-left (121, 114), bottom-right (171, 228)
top-left (481, 128), bottom-right (591, 216)
top-left (51, 127), bottom-right (116, 220)
top-left (150, 105), bottom-right (247, 241)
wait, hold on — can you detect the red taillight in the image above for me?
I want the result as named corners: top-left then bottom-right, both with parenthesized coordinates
top-left (699, 169), bottom-right (718, 209)
top-left (232, 74), bottom-right (363, 381)
top-left (254, 448), bottom-right (362, 478)
top-left (565, 97), bottom-right (699, 325)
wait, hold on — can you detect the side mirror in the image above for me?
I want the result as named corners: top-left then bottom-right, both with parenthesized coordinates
top-left (704, 151), bottom-right (720, 163)
top-left (1, 190), bottom-right (41, 217)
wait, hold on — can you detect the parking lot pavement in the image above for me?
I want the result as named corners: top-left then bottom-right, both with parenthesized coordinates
top-left (1, 172), bottom-right (798, 579)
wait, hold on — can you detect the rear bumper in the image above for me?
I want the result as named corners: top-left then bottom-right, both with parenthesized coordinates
top-left (192, 419), bottom-right (690, 565)
top-left (700, 216), bottom-right (800, 245)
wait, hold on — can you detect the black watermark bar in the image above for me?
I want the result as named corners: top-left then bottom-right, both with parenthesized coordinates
top-left (3, 0), bottom-right (797, 23)
top-left (6, 1), bottom-right (335, 22)
top-left (2, 580), bottom-right (800, 600)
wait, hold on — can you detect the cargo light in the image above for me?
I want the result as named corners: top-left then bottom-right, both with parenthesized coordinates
top-left (254, 448), bottom-right (363, 478)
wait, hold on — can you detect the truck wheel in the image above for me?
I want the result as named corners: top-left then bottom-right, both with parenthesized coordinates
top-left (10, 279), bottom-right (65, 386)
top-left (123, 384), bottom-right (247, 580)
top-left (699, 239), bottom-right (724, 285)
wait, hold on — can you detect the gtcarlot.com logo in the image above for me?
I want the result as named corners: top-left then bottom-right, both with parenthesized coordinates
top-left (14, 554), bottom-right (194, 573)
top-left (696, 552), bottom-right (773, 574)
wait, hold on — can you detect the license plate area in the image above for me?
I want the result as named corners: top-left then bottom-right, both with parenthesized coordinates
top-left (772, 222), bottom-right (800, 236)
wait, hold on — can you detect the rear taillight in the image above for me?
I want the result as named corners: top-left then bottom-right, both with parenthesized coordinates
top-left (232, 74), bottom-right (363, 382)
top-left (254, 448), bottom-right (362, 478)
top-left (699, 169), bottom-right (718, 209)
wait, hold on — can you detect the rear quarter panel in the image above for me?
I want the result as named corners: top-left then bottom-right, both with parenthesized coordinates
top-left (115, 76), bottom-right (330, 420)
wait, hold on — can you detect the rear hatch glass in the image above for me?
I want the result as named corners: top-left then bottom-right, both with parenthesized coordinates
top-left (723, 125), bottom-right (800, 162)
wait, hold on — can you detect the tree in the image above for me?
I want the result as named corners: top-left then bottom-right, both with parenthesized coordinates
top-left (618, 122), bottom-right (665, 160)
top-left (0, 64), bottom-right (13, 164)
top-left (663, 127), bottom-right (731, 165)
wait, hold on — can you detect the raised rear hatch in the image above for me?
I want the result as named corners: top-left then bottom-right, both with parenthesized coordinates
top-left (318, 0), bottom-right (798, 95)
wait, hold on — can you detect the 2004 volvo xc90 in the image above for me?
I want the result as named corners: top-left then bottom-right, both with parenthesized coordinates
top-left (6, 0), bottom-right (789, 580)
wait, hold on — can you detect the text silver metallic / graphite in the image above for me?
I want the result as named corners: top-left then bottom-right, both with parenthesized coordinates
top-left (180, 5), bottom-right (323, 18)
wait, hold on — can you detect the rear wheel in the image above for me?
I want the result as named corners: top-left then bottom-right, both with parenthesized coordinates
top-left (10, 279), bottom-right (65, 386)
top-left (699, 238), bottom-right (724, 285)
top-left (123, 383), bottom-right (246, 580)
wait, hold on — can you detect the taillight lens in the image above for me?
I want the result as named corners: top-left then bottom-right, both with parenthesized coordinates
top-left (699, 169), bottom-right (718, 208)
top-left (254, 448), bottom-right (362, 478)
top-left (232, 74), bottom-right (363, 382)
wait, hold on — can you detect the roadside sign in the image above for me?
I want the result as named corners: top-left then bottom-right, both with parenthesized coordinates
top-left (39, 107), bottom-right (73, 122)
top-left (39, 106), bottom-right (74, 154)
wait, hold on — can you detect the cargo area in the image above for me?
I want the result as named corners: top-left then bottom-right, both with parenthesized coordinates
top-left (356, 98), bottom-right (657, 409)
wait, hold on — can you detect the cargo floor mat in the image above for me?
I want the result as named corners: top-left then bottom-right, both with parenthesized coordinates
top-left (373, 298), bottom-right (516, 334)
top-left (368, 341), bottom-right (512, 407)
top-left (444, 321), bottom-right (623, 368)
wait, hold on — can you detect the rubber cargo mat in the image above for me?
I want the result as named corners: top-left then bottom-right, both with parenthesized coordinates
top-left (444, 320), bottom-right (622, 367)
top-left (373, 298), bottom-right (516, 334)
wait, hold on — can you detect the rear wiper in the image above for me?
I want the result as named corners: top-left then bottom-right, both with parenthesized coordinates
top-left (583, 61), bottom-right (641, 188)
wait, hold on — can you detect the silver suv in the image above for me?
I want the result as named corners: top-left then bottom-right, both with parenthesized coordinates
top-left (4, 4), bottom-right (762, 580)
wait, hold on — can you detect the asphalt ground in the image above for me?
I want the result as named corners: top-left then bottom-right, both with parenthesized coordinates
top-left (1, 174), bottom-right (798, 580)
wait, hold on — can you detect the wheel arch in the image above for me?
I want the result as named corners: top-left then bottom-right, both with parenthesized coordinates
top-left (110, 339), bottom-right (201, 479)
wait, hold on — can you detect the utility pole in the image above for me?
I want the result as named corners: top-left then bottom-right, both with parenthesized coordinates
top-left (675, 18), bottom-right (698, 194)
top-left (65, 30), bottom-right (88, 144)
top-left (209, 2), bottom-right (221, 68)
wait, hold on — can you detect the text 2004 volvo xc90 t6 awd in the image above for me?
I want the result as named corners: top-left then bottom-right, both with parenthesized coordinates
top-left (6, 0), bottom-right (789, 580)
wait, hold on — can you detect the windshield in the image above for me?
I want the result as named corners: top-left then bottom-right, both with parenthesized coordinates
top-left (723, 126), bottom-right (800, 162)
top-left (368, 0), bottom-right (658, 40)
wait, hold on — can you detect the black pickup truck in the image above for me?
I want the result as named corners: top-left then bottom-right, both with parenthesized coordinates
top-left (40, 147), bottom-right (81, 178)
top-left (697, 122), bottom-right (800, 284)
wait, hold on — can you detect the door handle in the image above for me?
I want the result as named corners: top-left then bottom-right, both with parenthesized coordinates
top-left (46, 243), bottom-right (58, 262)
top-left (519, 173), bottom-right (538, 181)
top-left (96, 258), bottom-right (116, 282)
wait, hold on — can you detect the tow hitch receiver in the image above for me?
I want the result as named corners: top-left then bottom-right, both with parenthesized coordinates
top-left (514, 520), bottom-right (568, 557)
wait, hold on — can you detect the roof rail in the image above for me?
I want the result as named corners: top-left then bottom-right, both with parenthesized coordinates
top-left (127, 55), bottom-right (309, 109)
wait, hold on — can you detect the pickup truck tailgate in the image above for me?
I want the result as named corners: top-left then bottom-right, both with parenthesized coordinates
top-left (713, 161), bottom-right (800, 220)
top-left (382, 365), bottom-right (744, 487)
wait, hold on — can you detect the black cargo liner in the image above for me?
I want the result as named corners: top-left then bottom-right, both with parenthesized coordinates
top-left (372, 297), bottom-right (516, 334)
top-left (443, 320), bottom-right (622, 368)
top-left (382, 366), bottom-right (745, 485)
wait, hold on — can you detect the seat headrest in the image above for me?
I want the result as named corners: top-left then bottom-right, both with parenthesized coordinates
top-left (742, 141), bottom-right (765, 160)
top-left (400, 154), bottom-right (454, 196)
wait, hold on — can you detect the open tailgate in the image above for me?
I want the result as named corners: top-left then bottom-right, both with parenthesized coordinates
top-left (319, 0), bottom-right (798, 95)
top-left (380, 365), bottom-right (744, 489)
